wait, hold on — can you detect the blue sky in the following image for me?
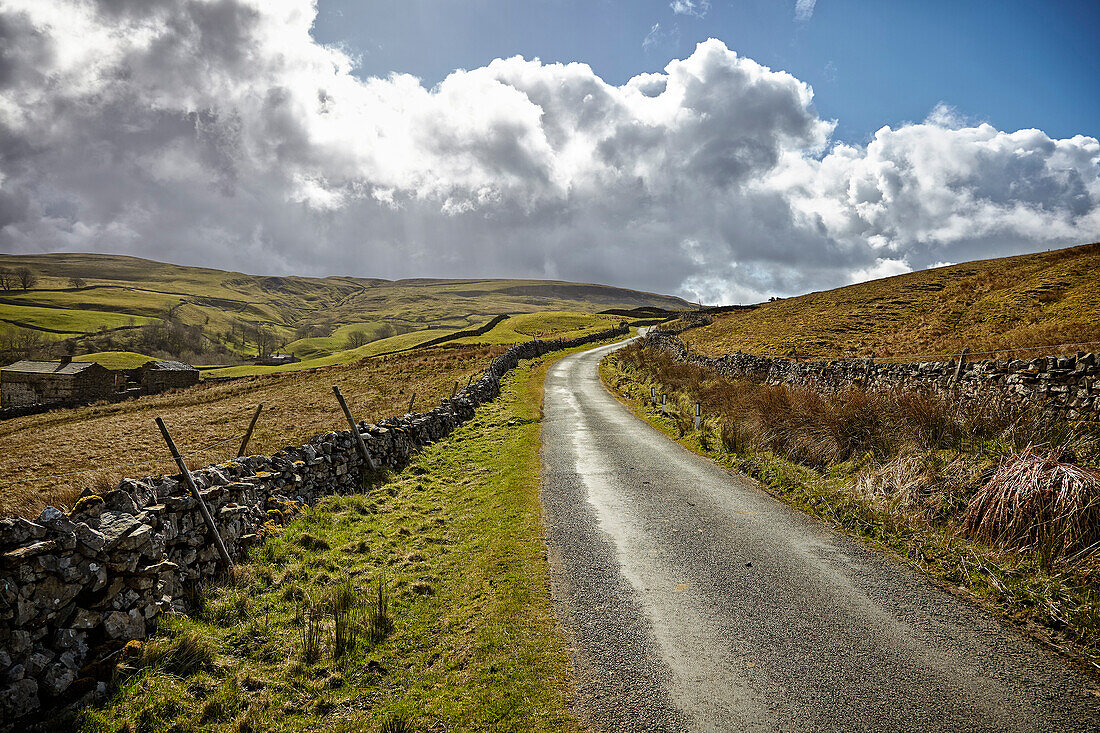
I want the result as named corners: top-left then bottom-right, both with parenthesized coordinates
top-left (312, 0), bottom-right (1100, 144)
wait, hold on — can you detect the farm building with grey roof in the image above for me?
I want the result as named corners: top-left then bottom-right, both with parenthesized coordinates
top-left (0, 360), bottom-right (116, 409)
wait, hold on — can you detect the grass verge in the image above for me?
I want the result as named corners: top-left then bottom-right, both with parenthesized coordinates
top-left (601, 345), bottom-right (1100, 673)
top-left (72, 342), bottom-right (613, 732)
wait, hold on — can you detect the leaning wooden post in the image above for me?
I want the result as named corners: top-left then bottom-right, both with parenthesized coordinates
top-left (332, 386), bottom-right (372, 467)
top-left (952, 347), bottom-right (970, 384)
top-left (155, 417), bottom-right (233, 570)
top-left (237, 403), bottom-right (263, 458)
top-left (451, 380), bottom-right (459, 398)
top-left (407, 392), bottom-right (417, 414)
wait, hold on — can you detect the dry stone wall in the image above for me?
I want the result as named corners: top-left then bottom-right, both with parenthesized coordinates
top-left (644, 331), bottom-right (1100, 421)
top-left (0, 326), bottom-right (627, 727)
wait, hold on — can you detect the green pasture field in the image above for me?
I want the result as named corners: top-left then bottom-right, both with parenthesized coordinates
top-left (72, 351), bottom-right (156, 369)
top-left (0, 302), bottom-right (152, 334)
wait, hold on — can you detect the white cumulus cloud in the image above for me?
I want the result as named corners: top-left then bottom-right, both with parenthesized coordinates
top-left (0, 0), bottom-right (1096, 304)
top-left (670, 0), bottom-right (710, 18)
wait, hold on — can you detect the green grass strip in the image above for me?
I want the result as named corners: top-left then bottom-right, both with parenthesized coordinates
top-left (77, 350), bottom-right (593, 733)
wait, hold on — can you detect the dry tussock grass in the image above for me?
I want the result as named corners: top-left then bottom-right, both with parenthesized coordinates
top-left (0, 345), bottom-right (504, 517)
top-left (963, 454), bottom-right (1100, 559)
top-left (618, 345), bottom-right (1028, 467)
top-left (616, 342), bottom-right (1100, 561)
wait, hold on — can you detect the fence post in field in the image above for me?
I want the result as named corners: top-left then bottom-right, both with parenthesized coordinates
top-left (407, 392), bottom-right (417, 414)
top-left (237, 403), bottom-right (263, 458)
top-left (694, 402), bottom-right (702, 430)
top-left (332, 385), bottom-right (374, 469)
top-left (154, 416), bottom-right (233, 570)
top-left (451, 380), bottom-right (459, 398)
top-left (952, 347), bottom-right (970, 384)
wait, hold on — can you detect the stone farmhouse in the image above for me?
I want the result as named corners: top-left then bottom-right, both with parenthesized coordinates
top-left (139, 360), bottom-right (201, 393)
top-left (0, 360), bottom-right (115, 408)
top-left (0, 359), bottom-right (200, 411)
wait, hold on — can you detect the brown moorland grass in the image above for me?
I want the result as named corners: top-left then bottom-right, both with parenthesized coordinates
top-left (0, 345), bottom-right (505, 518)
top-left (684, 241), bottom-right (1100, 360)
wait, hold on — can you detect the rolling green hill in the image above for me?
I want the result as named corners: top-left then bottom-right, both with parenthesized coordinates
top-left (0, 253), bottom-right (689, 368)
top-left (683, 242), bottom-right (1100, 361)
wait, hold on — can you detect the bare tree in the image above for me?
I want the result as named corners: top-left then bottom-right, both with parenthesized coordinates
top-left (345, 329), bottom-right (371, 349)
top-left (15, 267), bottom-right (37, 290)
top-left (255, 326), bottom-right (277, 357)
top-left (0, 268), bottom-right (14, 292)
top-left (68, 276), bottom-right (87, 288)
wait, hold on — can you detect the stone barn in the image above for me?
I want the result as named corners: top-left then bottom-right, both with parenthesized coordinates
top-left (140, 360), bottom-right (200, 394)
top-left (0, 360), bottom-right (116, 409)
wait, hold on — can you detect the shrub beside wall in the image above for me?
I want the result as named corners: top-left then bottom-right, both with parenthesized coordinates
top-left (0, 326), bottom-right (627, 727)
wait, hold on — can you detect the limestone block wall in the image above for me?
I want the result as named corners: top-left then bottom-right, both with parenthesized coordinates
top-left (0, 326), bottom-right (627, 726)
top-left (643, 331), bottom-right (1100, 420)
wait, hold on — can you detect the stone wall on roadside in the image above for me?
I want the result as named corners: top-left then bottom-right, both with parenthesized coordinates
top-left (0, 326), bottom-right (628, 727)
top-left (643, 331), bottom-right (1100, 421)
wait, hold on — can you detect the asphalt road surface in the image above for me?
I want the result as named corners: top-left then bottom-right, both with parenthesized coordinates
top-left (540, 338), bottom-right (1100, 732)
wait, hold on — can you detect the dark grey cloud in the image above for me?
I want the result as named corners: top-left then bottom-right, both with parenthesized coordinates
top-left (0, 1), bottom-right (1096, 304)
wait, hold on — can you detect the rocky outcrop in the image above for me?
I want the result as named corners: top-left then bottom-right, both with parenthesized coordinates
top-left (643, 331), bottom-right (1100, 420)
top-left (0, 326), bottom-right (627, 727)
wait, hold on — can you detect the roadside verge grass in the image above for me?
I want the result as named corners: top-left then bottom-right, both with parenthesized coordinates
top-left (73, 344), bottom-right (604, 733)
top-left (600, 345), bottom-right (1100, 673)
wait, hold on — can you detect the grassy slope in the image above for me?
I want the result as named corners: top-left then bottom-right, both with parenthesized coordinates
top-left (75, 346), bottom-right (600, 732)
top-left (0, 345), bottom-right (505, 517)
top-left (204, 313), bottom-right (626, 378)
top-left (73, 351), bottom-right (155, 369)
top-left (0, 302), bottom-right (152, 334)
top-left (0, 253), bottom-right (687, 359)
top-left (685, 242), bottom-right (1100, 360)
top-left (446, 311), bottom-right (626, 346)
top-left (283, 322), bottom-right (391, 359)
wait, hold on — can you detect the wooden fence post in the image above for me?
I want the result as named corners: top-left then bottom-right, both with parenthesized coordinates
top-left (408, 392), bottom-right (417, 414)
top-left (237, 403), bottom-right (263, 458)
top-left (332, 386), bottom-right (374, 468)
top-left (451, 380), bottom-right (459, 398)
top-left (154, 417), bottom-right (233, 570)
top-left (952, 347), bottom-right (970, 384)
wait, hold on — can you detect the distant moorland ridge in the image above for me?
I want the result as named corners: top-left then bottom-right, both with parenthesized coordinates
top-left (0, 252), bottom-right (691, 367)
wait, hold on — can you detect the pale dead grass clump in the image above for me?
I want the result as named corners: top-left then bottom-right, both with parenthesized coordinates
top-left (963, 453), bottom-right (1100, 559)
top-left (855, 451), bottom-right (978, 522)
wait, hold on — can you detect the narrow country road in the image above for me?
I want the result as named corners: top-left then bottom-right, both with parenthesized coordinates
top-left (540, 338), bottom-right (1100, 732)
